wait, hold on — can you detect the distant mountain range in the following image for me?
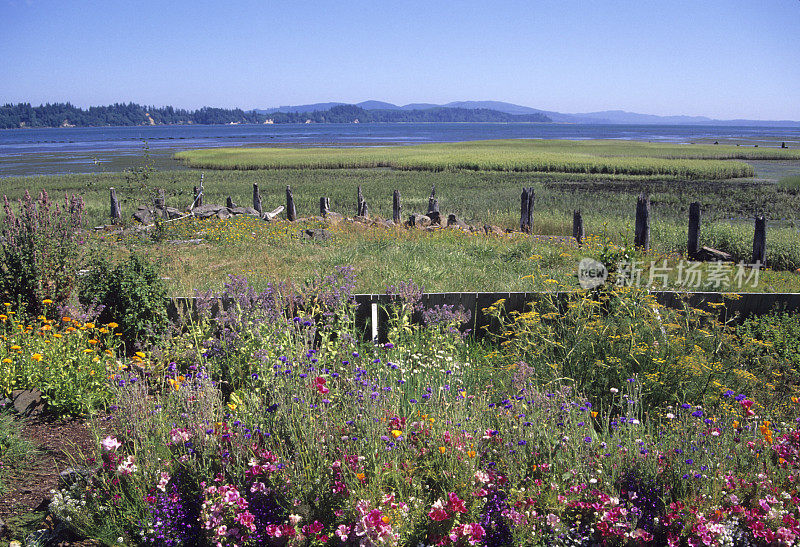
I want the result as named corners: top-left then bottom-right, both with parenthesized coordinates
top-left (256, 100), bottom-right (799, 127)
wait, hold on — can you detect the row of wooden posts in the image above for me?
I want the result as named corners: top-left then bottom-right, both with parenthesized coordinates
top-left (109, 183), bottom-right (768, 265)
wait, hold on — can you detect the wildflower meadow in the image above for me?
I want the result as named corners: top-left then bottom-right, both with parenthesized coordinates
top-left (1, 269), bottom-right (792, 546)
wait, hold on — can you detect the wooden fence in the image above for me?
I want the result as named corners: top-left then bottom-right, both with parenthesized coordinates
top-left (112, 181), bottom-right (772, 266)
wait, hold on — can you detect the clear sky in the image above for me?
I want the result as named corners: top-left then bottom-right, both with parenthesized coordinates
top-left (2, 0), bottom-right (799, 120)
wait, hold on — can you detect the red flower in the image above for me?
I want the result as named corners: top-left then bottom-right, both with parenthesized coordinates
top-left (314, 376), bottom-right (329, 395)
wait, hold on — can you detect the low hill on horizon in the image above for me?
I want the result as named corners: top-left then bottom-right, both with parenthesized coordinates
top-left (257, 100), bottom-right (799, 127)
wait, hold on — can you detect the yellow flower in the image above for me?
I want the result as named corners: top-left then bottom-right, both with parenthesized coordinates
top-left (10, 345), bottom-right (21, 350)
top-left (31, 353), bottom-right (43, 362)
top-left (438, 446), bottom-right (446, 454)
top-left (88, 339), bottom-right (99, 345)
top-left (227, 403), bottom-right (237, 411)
top-left (42, 299), bottom-right (53, 305)
top-left (84, 322), bottom-right (95, 329)
top-left (107, 322), bottom-right (119, 329)
top-left (391, 430), bottom-right (403, 438)
top-left (467, 450), bottom-right (476, 458)
top-left (135, 351), bottom-right (146, 359)
top-left (0, 315), bottom-right (6, 321)
top-left (2, 358), bottom-right (11, 364)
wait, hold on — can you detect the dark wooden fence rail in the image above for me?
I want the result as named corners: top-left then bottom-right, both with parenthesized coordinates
top-left (167, 291), bottom-right (800, 342)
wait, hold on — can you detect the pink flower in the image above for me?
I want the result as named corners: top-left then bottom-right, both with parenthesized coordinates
top-left (101, 436), bottom-right (122, 452)
top-left (428, 499), bottom-right (449, 521)
top-left (447, 492), bottom-right (467, 513)
top-left (335, 524), bottom-right (350, 541)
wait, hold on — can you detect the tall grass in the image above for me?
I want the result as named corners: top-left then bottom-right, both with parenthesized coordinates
top-left (173, 139), bottom-right (781, 179)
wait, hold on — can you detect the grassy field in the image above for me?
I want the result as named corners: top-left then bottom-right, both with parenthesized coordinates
top-left (111, 215), bottom-right (800, 294)
top-left (171, 139), bottom-right (800, 179)
top-left (3, 138), bottom-right (800, 294)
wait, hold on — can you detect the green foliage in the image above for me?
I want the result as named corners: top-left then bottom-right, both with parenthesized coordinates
top-left (0, 308), bottom-right (117, 416)
top-left (483, 284), bottom-right (765, 410)
top-left (79, 251), bottom-right (169, 351)
top-left (0, 190), bottom-right (84, 317)
top-left (0, 411), bottom-right (36, 494)
top-left (778, 174), bottom-right (800, 193)
top-left (738, 310), bottom-right (800, 399)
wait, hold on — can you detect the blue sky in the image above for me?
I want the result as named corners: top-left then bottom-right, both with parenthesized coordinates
top-left (2, 0), bottom-right (799, 119)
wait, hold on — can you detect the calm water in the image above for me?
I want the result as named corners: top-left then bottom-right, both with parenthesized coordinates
top-left (1, 122), bottom-right (799, 177)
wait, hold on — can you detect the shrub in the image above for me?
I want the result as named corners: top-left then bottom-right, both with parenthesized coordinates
top-left (79, 251), bottom-right (169, 351)
top-left (0, 190), bottom-right (84, 316)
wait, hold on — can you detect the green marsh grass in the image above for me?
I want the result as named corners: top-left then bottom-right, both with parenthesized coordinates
top-left (171, 139), bottom-right (792, 179)
top-left (778, 174), bottom-right (800, 193)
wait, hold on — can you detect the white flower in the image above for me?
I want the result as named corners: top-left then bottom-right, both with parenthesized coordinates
top-left (101, 436), bottom-right (122, 452)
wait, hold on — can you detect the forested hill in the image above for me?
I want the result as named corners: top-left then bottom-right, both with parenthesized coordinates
top-left (0, 103), bottom-right (263, 128)
top-left (0, 102), bottom-right (551, 129)
top-left (269, 105), bottom-right (551, 123)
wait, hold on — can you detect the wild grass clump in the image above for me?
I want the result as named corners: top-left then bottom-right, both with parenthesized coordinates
top-left (174, 139), bottom-right (767, 179)
top-left (778, 174), bottom-right (800, 193)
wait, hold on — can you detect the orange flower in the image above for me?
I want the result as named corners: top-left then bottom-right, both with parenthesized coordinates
top-left (31, 353), bottom-right (43, 362)
top-left (439, 446), bottom-right (446, 454)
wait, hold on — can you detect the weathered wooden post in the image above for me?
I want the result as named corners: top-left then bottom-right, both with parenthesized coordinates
top-left (109, 187), bottom-right (121, 224)
top-left (320, 197), bottom-right (330, 217)
top-left (192, 173), bottom-right (204, 208)
top-left (573, 210), bottom-right (584, 245)
top-left (253, 183), bottom-right (262, 214)
top-left (153, 188), bottom-right (166, 219)
top-left (286, 186), bottom-right (297, 221)
top-left (752, 215), bottom-right (766, 265)
top-left (154, 188), bottom-right (165, 210)
top-left (688, 202), bottom-right (701, 260)
top-left (520, 187), bottom-right (534, 233)
top-left (427, 185), bottom-right (440, 225)
top-left (361, 201), bottom-right (369, 218)
top-left (226, 196), bottom-right (235, 208)
top-left (392, 190), bottom-right (401, 224)
top-left (634, 193), bottom-right (650, 250)
top-left (357, 186), bottom-right (365, 217)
